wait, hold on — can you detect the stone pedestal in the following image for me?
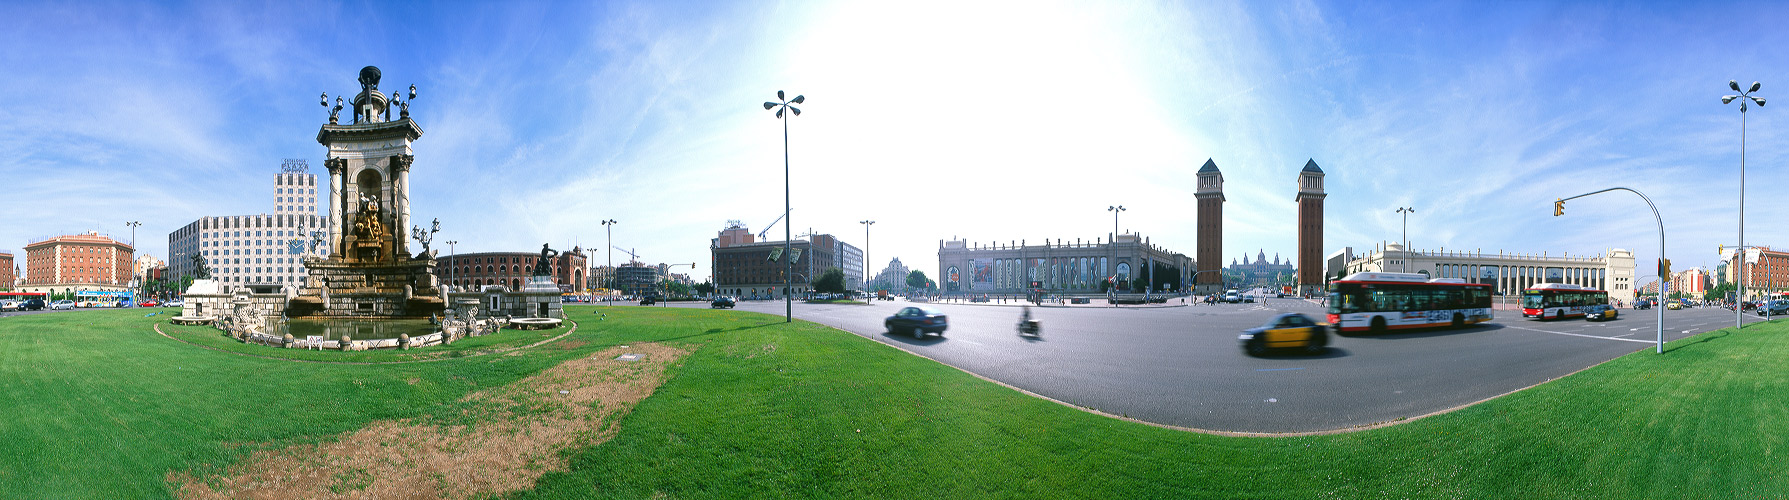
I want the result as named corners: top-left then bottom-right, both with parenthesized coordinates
top-left (287, 257), bottom-right (444, 319)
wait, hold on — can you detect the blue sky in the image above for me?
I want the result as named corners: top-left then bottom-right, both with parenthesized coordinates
top-left (3, 1), bottom-right (1787, 284)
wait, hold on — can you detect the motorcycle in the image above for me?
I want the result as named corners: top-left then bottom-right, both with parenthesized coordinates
top-left (1017, 307), bottom-right (1041, 337)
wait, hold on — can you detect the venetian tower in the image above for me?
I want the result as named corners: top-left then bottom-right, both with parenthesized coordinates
top-left (1296, 159), bottom-right (1326, 295)
top-left (287, 66), bottom-right (444, 318)
top-left (1195, 158), bottom-right (1224, 294)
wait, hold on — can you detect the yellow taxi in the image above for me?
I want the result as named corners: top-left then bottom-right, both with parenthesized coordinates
top-left (1240, 313), bottom-right (1330, 356)
top-left (1666, 302), bottom-right (1682, 310)
top-left (1585, 304), bottom-right (1619, 321)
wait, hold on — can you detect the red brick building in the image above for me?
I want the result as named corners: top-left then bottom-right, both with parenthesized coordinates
top-left (20, 232), bottom-right (135, 295)
top-left (1296, 159), bottom-right (1327, 295)
top-left (0, 251), bottom-right (15, 290)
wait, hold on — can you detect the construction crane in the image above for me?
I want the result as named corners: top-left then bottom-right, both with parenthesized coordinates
top-left (757, 210), bottom-right (791, 240)
top-left (612, 246), bottom-right (640, 264)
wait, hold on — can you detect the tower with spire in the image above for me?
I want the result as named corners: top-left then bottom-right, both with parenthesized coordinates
top-left (1296, 159), bottom-right (1326, 295)
top-left (1195, 158), bottom-right (1224, 294)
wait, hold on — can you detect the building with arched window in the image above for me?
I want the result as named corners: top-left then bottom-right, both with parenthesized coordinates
top-left (439, 248), bottom-right (586, 292)
top-left (937, 234), bottom-right (1193, 294)
top-left (1343, 243), bottom-right (1636, 297)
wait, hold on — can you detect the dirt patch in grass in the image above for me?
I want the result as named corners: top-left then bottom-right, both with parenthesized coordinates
top-left (170, 343), bottom-right (689, 499)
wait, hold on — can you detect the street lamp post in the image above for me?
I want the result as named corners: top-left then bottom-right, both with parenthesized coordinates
top-left (860, 220), bottom-right (874, 300)
top-left (445, 240), bottom-right (458, 290)
top-left (124, 221), bottom-right (141, 302)
top-left (765, 90), bottom-right (804, 323)
top-left (1396, 207), bottom-right (1415, 272)
top-left (1724, 79), bottom-right (1764, 329)
top-left (601, 219), bottom-right (618, 293)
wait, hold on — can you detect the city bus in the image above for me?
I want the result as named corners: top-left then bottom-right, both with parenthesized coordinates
top-left (1521, 283), bottom-right (1609, 320)
top-left (1327, 272), bottom-right (1494, 333)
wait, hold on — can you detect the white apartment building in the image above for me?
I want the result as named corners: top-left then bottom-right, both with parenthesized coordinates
top-left (167, 160), bottom-right (328, 292)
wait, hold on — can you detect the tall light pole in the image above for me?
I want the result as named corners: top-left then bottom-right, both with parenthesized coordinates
top-left (445, 240), bottom-right (457, 290)
top-left (1724, 80), bottom-right (1764, 329)
top-left (765, 90), bottom-right (804, 322)
top-left (860, 220), bottom-right (874, 297)
top-left (1396, 207), bottom-right (1415, 272)
top-left (601, 219), bottom-right (618, 292)
top-left (124, 221), bottom-right (141, 301)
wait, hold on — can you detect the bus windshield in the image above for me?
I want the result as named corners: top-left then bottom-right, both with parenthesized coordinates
top-left (1521, 293), bottom-right (1546, 309)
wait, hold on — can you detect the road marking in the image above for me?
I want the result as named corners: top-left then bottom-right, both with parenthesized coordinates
top-left (1502, 324), bottom-right (1655, 344)
top-left (1612, 333), bottom-right (1635, 338)
top-left (1256, 367), bottom-right (1305, 372)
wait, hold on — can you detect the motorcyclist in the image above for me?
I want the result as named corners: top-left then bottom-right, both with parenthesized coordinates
top-left (1019, 305), bottom-right (1038, 335)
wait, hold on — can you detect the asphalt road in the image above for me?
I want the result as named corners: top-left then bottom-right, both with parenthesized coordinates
top-left (649, 298), bottom-right (1749, 433)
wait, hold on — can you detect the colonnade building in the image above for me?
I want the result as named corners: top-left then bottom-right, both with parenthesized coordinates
top-left (1342, 243), bottom-right (1636, 296)
top-left (439, 248), bottom-right (586, 292)
top-left (936, 234), bottom-right (1193, 294)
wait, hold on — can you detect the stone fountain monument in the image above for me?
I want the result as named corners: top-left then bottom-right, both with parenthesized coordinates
top-left (286, 66), bottom-right (445, 319)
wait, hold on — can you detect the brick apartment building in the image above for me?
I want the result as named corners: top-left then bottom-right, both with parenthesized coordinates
top-left (18, 232), bottom-right (135, 295)
top-left (439, 248), bottom-right (587, 292)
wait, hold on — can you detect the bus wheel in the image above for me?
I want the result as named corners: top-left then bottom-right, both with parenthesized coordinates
top-left (1452, 313), bottom-right (1465, 328)
top-left (1369, 316), bottom-right (1387, 334)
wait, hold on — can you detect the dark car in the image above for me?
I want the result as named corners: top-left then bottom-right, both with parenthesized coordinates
top-left (885, 305), bottom-right (948, 339)
top-left (640, 296), bottom-right (657, 306)
top-left (1634, 300), bottom-right (1651, 310)
top-left (1584, 304), bottom-right (1618, 322)
top-left (1239, 313), bottom-right (1329, 356)
top-left (17, 298), bottom-right (45, 311)
top-left (711, 296), bottom-right (736, 309)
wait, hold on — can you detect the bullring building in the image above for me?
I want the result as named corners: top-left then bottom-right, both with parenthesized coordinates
top-left (167, 161), bottom-right (328, 292)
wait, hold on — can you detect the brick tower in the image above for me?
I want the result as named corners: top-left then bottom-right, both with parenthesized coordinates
top-left (1195, 158), bottom-right (1224, 294)
top-left (1296, 159), bottom-right (1326, 296)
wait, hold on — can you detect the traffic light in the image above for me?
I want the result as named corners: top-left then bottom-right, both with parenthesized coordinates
top-left (1553, 199), bottom-right (1565, 216)
top-left (1720, 244), bottom-right (1725, 255)
top-left (1659, 258), bottom-right (1672, 277)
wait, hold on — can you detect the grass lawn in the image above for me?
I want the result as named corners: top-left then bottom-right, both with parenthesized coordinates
top-left (0, 307), bottom-right (1784, 498)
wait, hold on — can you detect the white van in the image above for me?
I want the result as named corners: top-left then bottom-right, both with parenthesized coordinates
top-left (1223, 289), bottom-right (1243, 303)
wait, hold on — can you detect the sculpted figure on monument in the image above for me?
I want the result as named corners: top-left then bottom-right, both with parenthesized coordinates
top-left (533, 244), bottom-right (559, 277)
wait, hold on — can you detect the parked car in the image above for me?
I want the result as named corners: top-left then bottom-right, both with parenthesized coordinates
top-left (885, 305), bottom-right (948, 339)
top-left (0, 300), bottom-right (16, 311)
top-left (50, 300), bottom-right (77, 310)
top-left (711, 296), bottom-right (736, 309)
top-left (1584, 304), bottom-right (1619, 322)
top-left (1240, 313), bottom-right (1330, 356)
top-left (165, 299), bottom-right (184, 308)
top-left (17, 299), bottom-right (46, 311)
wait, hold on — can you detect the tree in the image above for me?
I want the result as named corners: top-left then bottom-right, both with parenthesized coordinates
top-left (812, 267), bottom-right (847, 294)
top-left (694, 281), bottom-right (715, 296)
top-left (1705, 282), bottom-right (1735, 302)
top-left (662, 280), bottom-right (692, 297)
top-left (906, 270), bottom-right (930, 290)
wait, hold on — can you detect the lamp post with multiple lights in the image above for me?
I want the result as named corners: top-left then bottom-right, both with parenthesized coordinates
top-left (1724, 80), bottom-right (1765, 330)
top-left (860, 220), bottom-right (875, 298)
top-left (1396, 207), bottom-right (1415, 272)
top-left (765, 90), bottom-right (804, 322)
top-left (444, 240), bottom-right (457, 290)
top-left (601, 219), bottom-right (618, 292)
